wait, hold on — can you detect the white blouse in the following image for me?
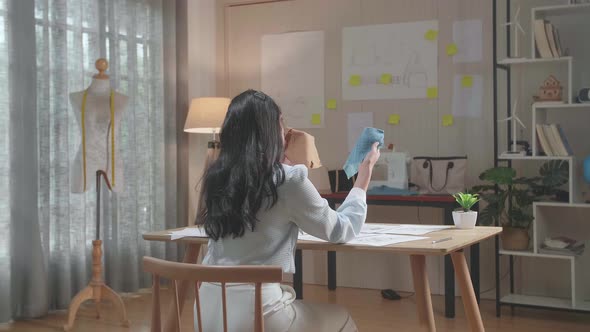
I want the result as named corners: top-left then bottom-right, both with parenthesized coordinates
top-left (202, 164), bottom-right (368, 273)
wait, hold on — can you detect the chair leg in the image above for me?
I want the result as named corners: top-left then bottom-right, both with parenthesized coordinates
top-left (451, 251), bottom-right (485, 332)
top-left (410, 255), bottom-right (436, 332)
top-left (101, 285), bottom-right (130, 327)
top-left (63, 286), bottom-right (93, 331)
top-left (164, 243), bottom-right (202, 332)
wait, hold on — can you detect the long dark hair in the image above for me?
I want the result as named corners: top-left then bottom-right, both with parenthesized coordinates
top-left (198, 90), bottom-right (286, 240)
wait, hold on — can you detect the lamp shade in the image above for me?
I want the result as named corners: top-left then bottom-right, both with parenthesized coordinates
top-left (184, 97), bottom-right (231, 133)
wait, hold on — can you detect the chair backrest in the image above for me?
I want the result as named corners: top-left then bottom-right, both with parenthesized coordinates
top-left (143, 256), bottom-right (283, 332)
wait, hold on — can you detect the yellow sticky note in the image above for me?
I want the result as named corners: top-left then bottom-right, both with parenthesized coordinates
top-left (311, 113), bottom-right (321, 125)
top-left (427, 86), bottom-right (438, 99)
top-left (379, 73), bottom-right (392, 85)
top-left (461, 75), bottom-right (473, 88)
top-left (349, 75), bottom-right (361, 86)
top-left (424, 29), bottom-right (438, 41)
top-left (326, 99), bottom-right (337, 109)
top-left (388, 114), bottom-right (400, 125)
top-left (442, 114), bottom-right (454, 127)
top-left (446, 43), bottom-right (458, 56)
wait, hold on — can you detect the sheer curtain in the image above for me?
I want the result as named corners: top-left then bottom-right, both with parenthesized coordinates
top-left (0, 0), bottom-right (176, 322)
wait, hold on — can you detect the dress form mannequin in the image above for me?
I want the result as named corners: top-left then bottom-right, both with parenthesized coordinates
top-left (64, 61), bottom-right (130, 331)
top-left (70, 59), bottom-right (128, 193)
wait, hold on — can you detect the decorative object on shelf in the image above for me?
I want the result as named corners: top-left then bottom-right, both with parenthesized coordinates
top-left (452, 192), bottom-right (480, 229)
top-left (533, 75), bottom-right (563, 102)
top-left (584, 155), bottom-right (590, 183)
top-left (472, 161), bottom-right (569, 250)
top-left (504, 6), bottom-right (525, 59)
top-left (513, 140), bottom-right (531, 156)
top-left (498, 99), bottom-right (526, 155)
top-left (577, 87), bottom-right (590, 103)
top-left (539, 236), bottom-right (585, 256)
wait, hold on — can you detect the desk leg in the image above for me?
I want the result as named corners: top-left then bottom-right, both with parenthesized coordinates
top-left (443, 206), bottom-right (455, 319)
top-left (327, 251), bottom-right (337, 291)
top-left (471, 243), bottom-right (481, 303)
top-left (327, 199), bottom-right (337, 291)
top-left (164, 243), bottom-right (201, 332)
top-left (451, 251), bottom-right (485, 332)
top-left (294, 249), bottom-right (303, 299)
top-left (410, 255), bottom-right (436, 332)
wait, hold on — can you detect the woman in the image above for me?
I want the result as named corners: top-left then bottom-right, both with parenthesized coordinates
top-left (196, 89), bottom-right (380, 331)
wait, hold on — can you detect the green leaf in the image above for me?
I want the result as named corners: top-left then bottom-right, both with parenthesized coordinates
top-left (470, 184), bottom-right (497, 193)
top-left (479, 167), bottom-right (516, 185)
top-left (539, 160), bottom-right (568, 188)
top-left (478, 206), bottom-right (497, 226)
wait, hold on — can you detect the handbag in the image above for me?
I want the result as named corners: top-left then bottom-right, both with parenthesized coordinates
top-left (410, 156), bottom-right (467, 195)
top-left (328, 170), bottom-right (357, 193)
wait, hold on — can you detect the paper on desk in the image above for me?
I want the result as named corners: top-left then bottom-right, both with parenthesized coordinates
top-left (298, 232), bottom-right (427, 247)
top-left (169, 227), bottom-right (208, 240)
top-left (361, 224), bottom-right (453, 236)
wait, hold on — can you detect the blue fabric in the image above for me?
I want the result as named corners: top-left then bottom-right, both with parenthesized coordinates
top-left (343, 127), bottom-right (384, 179)
top-left (367, 185), bottom-right (418, 196)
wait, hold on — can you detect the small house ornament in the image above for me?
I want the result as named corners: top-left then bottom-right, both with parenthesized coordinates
top-left (534, 75), bottom-right (563, 102)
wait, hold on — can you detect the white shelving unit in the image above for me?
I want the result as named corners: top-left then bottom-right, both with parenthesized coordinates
top-left (495, 0), bottom-right (590, 314)
top-left (497, 57), bottom-right (573, 103)
top-left (500, 201), bottom-right (590, 312)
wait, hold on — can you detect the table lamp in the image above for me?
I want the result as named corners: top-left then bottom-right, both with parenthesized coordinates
top-left (184, 97), bottom-right (230, 224)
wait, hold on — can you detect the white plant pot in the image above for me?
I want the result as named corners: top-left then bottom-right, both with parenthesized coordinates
top-left (452, 210), bottom-right (478, 229)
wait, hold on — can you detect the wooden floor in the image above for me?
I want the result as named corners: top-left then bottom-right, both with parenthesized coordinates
top-left (3, 284), bottom-right (590, 332)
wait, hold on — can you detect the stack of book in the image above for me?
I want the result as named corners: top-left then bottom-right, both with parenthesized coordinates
top-left (534, 19), bottom-right (564, 58)
top-left (539, 236), bottom-right (585, 256)
top-left (536, 123), bottom-right (573, 156)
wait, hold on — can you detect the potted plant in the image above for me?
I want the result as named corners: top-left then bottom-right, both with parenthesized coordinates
top-left (472, 161), bottom-right (568, 251)
top-left (452, 192), bottom-right (480, 229)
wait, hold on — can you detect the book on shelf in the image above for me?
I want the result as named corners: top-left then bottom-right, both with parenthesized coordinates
top-left (547, 124), bottom-right (568, 156)
top-left (545, 22), bottom-right (560, 57)
top-left (536, 124), bottom-right (553, 156)
top-left (535, 19), bottom-right (554, 58)
top-left (544, 124), bottom-right (560, 155)
top-left (535, 124), bottom-right (573, 156)
top-left (534, 20), bottom-right (564, 58)
top-left (553, 27), bottom-right (563, 57)
top-left (539, 237), bottom-right (585, 256)
top-left (556, 124), bottom-right (574, 155)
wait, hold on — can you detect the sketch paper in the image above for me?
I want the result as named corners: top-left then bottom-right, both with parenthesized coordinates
top-left (298, 232), bottom-right (427, 247)
top-left (342, 21), bottom-right (438, 100)
top-left (362, 224), bottom-right (453, 236)
top-left (347, 112), bottom-right (374, 152)
top-left (169, 227), bottom-right (208, 240)
top-left (347, 234), bottom-right (427, 246)
top-left (452, 20), bottom-right (483, 63)
top-left (261, 31), bottom-right (325, 128)
top-left (452, 74), bottom-right (483, 118)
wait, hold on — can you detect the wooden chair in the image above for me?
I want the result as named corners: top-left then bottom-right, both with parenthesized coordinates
top-left (143, 256), bottom-right (283, 332)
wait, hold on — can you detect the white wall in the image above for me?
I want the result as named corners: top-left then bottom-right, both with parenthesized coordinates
top-left (187, 0), bottom-right (218, 228)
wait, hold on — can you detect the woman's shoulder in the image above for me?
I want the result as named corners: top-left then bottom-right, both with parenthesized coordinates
top-left (281, 164), bottom-right (309, 187)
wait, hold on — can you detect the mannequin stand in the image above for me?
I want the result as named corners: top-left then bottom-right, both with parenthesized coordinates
top-left (64, 171), bottom-right (129, 331)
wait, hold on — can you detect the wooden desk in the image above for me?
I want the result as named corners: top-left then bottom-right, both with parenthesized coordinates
top-left (143, 225), bottom-right (501, 332)
top-left (320, 192), bottom-right (479, 319)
